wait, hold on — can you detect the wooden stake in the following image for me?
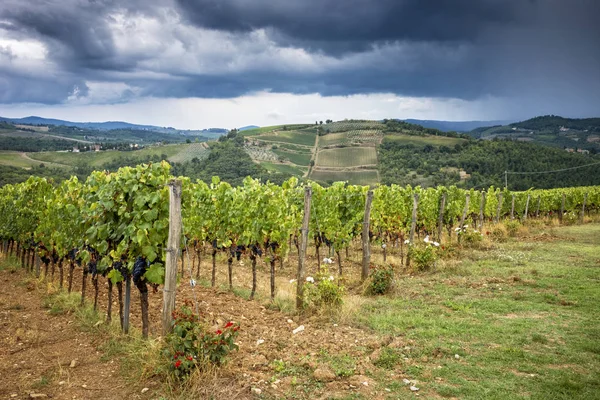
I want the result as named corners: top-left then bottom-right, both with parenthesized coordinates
top-left (459, 193), bottom-right (470, 233)
top-left (361, 190), bottom-right (374, 281)
top-left (523, 194), bottom-right (531, 220)
top-left (536, 196), bottom-right (541, 218)
top-left (437, 193), bottom-right (446, 243)
top-left (409, 193), bottom-right (419, 243)
top-left (496, 193), bottom-right (503, 223)
top-left (559, 193), bottom-right (565, 224)
top-left (479, 191), bottom-right (486, 230)
top-left (510, 194), bottom-right (515, 220)
top-left (580, 193), bottom-right (588, 224)
top-left (296, 187), bottom-right (311, 310)
top-left (162, 179), bottom-right (182, 336)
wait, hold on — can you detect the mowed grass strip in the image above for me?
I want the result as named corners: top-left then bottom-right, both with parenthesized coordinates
top-left (352, 223), bottom-right (600, 399)
top-left (241, 124), bottom-right (311, 136)
top-left (261, 162), bottom-right (305, 176)
top-left (271, 149), bottom-right (312, 166)
top-left (384, 133), bottom-right (466, 147)
top-left (257, 131), bottom-right (316, 147)
top-left (309, 169), bottom-right (379, 185)
top-left (316, 147), bottom-right (377, 168)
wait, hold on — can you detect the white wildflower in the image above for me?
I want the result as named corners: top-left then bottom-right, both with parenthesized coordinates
top-left (329, 275), bottom-right (335, 281)
top-left (404, 239), bottom-right (410, 244)
top-left (463, 224), bottom-right (468, 228)
top-left (454, 227), bottom-right (461, 232)
top-left (289, 279), bottom-right (297, 284)
top-left (433, 242), bottom-right (440, 247)
top-left (381, 243), bottom-right (387, 249)
top-left (306, 276), bottom-right (314, 283)
top-left (424, 235), bottom-right (430, 243)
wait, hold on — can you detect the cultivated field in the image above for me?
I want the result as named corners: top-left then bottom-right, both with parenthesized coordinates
top-left (384, 133), bottom-right (466, 147)
top-left (309, 169), bottom-right (379, 185)
top-left (257, 131), bottom-right (317, 147)
top-left (2, 221), bottom-right (598, 399)
top-left (315, 147), bottom-right (378, 168)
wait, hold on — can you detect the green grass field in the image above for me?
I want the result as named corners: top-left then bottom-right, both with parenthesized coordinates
top-left (316, 147), bottom-right (377, 168)
top-left (261, 162), bottom-right (306, 176)
top-left (241, 124), bottom-right (312, 136)
top-left (257, 131), bottom-right (317, 147)
top-left (168, 142), bottom-right (210, 163)
top-left (0, 151), bottom-right (43, 169)
top-left (384, 134), bottom-right (466, 147)
top-left (27, 144), bottom-right (187, 168)
top-left (349, 223), bottom-right (600, 399)
top-left (271, 149), bottom-right (312, 166)
top-left (318, 132), bottom-right (350, 147)
top-left (309, 169), bottom-right (379, 185)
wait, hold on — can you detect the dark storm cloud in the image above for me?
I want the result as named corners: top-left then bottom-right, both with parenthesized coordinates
top-left (0, 0), bottom-right (599, 117)
top-left (176, 0), bottom-right (523, 53)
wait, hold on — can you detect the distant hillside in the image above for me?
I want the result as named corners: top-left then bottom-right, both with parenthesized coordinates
top-left (511, 115), bottom-right (600, 132)
top-left (404, 119), bottom-right (514, 132)
top-left (0, 115), bottom-right (228, 138)
top-left (238, 125), bottom-right (260, 131)
top-left (469, 115), bottom-right (600, 152)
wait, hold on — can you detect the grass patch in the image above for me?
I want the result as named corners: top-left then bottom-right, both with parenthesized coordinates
top-left (350, 223), bottom-right (600, 399)
top-left (261, 162), bottom-right (305, 176)
top-left (309, 169), bottom-right (379, 185)
top-left (272, 149), bottom-right (312, 166)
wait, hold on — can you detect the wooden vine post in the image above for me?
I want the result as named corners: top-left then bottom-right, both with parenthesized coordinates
top-left (559, 193), bottom-right (565, 224)
top-left (162, 179), bottom-right (182, 336)
top-left (458, 193), bottom-right (470, 234)
top-left (536, 196), bottom-right (541, 218)
top-left (478, 191), bottom-right (486, 230)
top-left (510, 194), bottom-right (515, 220)
top-left (580, 193), bottom-right (588, 224)
top-left (296, 187), bottom-right (311, 310)
top-left (523, 194), bottom-right (531, 221)
top-left (361, 190), bottom-right (374, 281)
top-left (409, 193), bottom-right (419, 243)
top-left (437, 192), bottom-right (446, 243)
top-left (495, 193), bottom-right (503, 223)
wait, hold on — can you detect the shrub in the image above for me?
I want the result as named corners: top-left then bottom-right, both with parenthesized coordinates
top-left (407, 241), bottom-right (439, 271)
top-left (504, 220), bottom-right (521, 237)
top-left (303, 269), bottom-right (345, 312)
top-left (488, 225), bottom-right (507, 242)
top-left (455, 224), bottom-right (484, 246)
top-left (366, 264), bottom-right (394, 295)
top-left (162, 303), bottom-right (240, 378)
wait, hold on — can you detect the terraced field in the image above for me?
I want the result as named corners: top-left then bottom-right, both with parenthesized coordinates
top-left (256, 130), bottom-right (317, 147)
top-left (323, 120), bottom-right (385, 133)
top-left (244, 145), bottom-right (279, 162)
top-left (309, 169), bottom-right (379, 185)
top-left (384, 133), bottom-right (466, 147)
top-left (240, 124), bottom-right (311, 136)
top-left (261, 162), bottom-right (306, 176)
top-left (168, 142), bottom-right (210, 163)
top-left (315, 147), bottom-right (377, 168)
top-left (272, 149), bottom-right (312, 166)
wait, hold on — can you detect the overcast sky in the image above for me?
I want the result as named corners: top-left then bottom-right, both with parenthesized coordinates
top-left (1, 0), bottom-right (599, 129)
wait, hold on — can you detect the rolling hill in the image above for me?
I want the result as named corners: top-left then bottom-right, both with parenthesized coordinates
top-left (469, 115), bottom-right (600, 152)
top-left (0, 115), bottom-right (228, 139)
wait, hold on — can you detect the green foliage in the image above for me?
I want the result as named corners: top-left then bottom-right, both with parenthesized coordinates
top-left (373, 347), bottom-right (401, 370)
top-left (456, 225), bottom-right (484, 246)
top-left (408, 242), bottom-right (439, 271)
top-left (366, 264), bottom-right (394, 295)
top-left (162, 304), bottom-right (240, 378)
top-left (504, 220), bottom-right (521, 237)
top-left (378, 139), bottom-right (600, 189)
top-left (303, 269), bottom-right (345, 312)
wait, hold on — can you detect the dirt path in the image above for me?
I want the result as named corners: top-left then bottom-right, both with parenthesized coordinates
top-left (0, 268), bottom-right (138, 400)
top-left (19, 152), bottom-right (71, 169)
